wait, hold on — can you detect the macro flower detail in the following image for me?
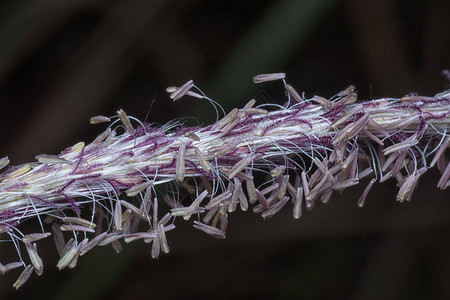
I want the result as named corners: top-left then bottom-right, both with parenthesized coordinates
top-left (0, 75), bottom-right (449, 288)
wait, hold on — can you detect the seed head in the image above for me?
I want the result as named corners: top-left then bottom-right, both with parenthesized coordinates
top-left (0, 74), bottom-right (449, 288)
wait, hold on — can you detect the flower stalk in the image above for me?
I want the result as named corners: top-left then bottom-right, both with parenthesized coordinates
top-left (0, 74), bottom-right (449, 288)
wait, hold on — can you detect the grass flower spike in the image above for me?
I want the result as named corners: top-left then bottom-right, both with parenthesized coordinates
top-left (0, 74), bottom-right (449, 288)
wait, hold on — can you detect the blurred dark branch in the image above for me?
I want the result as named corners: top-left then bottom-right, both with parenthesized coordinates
top-left (352, 233), bottom-right (420, 300)
top-left (6, 0), bottom-right (169, 162)
top-left (421, 0), bottom-right (450, 92)
top-left (144, 12), bottom-right (206, 83)
top-left (345, 0), bottom-right (414, 96)
top-left (0, 0), bottom-right (101, 82)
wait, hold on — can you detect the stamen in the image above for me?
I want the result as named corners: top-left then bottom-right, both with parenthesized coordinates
top-left (125, 181), bottom-right (153, 197)
top-left (270, 166), bottom-right (286, 178)
top-left (240, 108), bottom-right (269, 115)
top-left (93, 127), bottom-right (112, 144)
top-left (158, 224), bottom-right (170, 254)
top-left (228, 153), bottom-right (255, 179)
top-left (293, 187), bottom-right (303, 219)
top-left (89, 115), bottom-right (111, 124)
top-left (228, 179), bottom-right (241, 213)
top-left (301, 171), bottom-right (310, 196)
top-left (193, 221), bottom-right (226, 239)
top-left (331, 105), bottom-right (361, 129)
top-left (13, 265), bottom-right (34, 290)
top-left (430, 136), bottom-right (450, 167)
top-left (80, 233), bottom-right (108, 256)
top-left (203, 207), bottom-right (219, 224)
top-left (313, 96), bottom-right (333, 108)
top-left (22, 232), bottom-right (51, 244)
top-left (253, 73), bottom-right (286, 83)
top-left (62, 217), bottom-right (96, 228)
top-left (194, 147), bottom-right (211, 173)
top-left (0, 156), bottom-right (9, 171)
top-left (57, 241), bottom-right (78, 270)
top-left (397, 175), bottom-right (418, 202)
top-left (114, 200), bottom-right (123, 231)
top-left (184, 132), bottom-right (200, 141)
top-left (183, 190), bottom-right (208, 220)
top-left (176, 143), bottom-right (186, 182)
top-left (170, 80), bottom-right (194, 101)
top-left (261, 196), bottom-right (290, 219)
top-left (238, 188), bottom-right (249, 211)
top-left (117, 109), bottom-right (135, 136)
top-left (24, 242), bottom-right (43, 276)
top-left (205, 191), bottom-right (232, 209)
top-left (219, 213), bottom-right (228, 232)
top-left (278, 175), bottom-right (289, 200)
top-left (98, 233), bottom-right (125, 247)
top-left (438, 162), bottom-right (450, 190)
top-left (246, 176), bottom-right (258, 204)
top-left (124, 232), bottom-right (157, 243)
top-left (358, 179), bottom-right (376, 207)
top-left (4, 262), bottom-right (22, 274)
top-left (337, 85), bottom-right (356, 97)
top-left (60, 224), bottom-right (95, 233)
top-left (260, 183), bottom-right (279, 195)
top-left (382, 136), bottom-right (418, 156)
top-left (336, 92), bottom-right (357, 106)
top-left (285, 84), bottom-right (303, 102)
top-left (52, 223), bottom-right (65, 256)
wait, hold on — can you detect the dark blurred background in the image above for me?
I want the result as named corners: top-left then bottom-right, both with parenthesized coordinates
top-left (0, 0), bottom-right (449, 299)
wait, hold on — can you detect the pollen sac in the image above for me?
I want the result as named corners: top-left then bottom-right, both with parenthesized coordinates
top-left (89, 115), bottom-right (111, 124)
top-left (170, 80), bottom-right (194, 101)
top-left (337, 85), bottom-right (356, 97)
top-left (284, 84), bottom-right (303, 102)
top-left (5, 164), bottom-right (32, 178)
top-left (0, 156), bottom-right (10, 171)
top-left (62, 217), bottom-right (97, 228)
top-left (270, 166), bottom-right (286, 178)
top-left (24, 243), bottom-right (43, 276)
top-left (13, 265), bottom-right (34, 290)
top-left (117, 109), bottom-right (135, 135)
top-left (60, 224), bottom-right (95, 233)
top-left (57, 242), bottom-right (79, 270)
top-left (175, 143), bottom-right (186, 182)
top-left (22, 232), bottom-right (52, 244)
top-left (228, 154), bottom-right (255, 179)
top-left (253, 73), bottom-right (286, 83)
top-left (35, 154), bottom-right (73, 165)
top-left (193, 221), bottom-right (226, 239)
top-left (125, 181), bottom-right (153, 197)
top-left (184, 132), bottom-right (200, 141)
top-left (311, 95), bottom-right (331, 107)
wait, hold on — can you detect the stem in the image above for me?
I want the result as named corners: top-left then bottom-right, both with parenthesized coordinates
top-left (0, 78), bottom-right (449, 289)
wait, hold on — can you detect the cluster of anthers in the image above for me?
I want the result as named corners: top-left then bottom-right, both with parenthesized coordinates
top-left (0, 73), bottom-right (449, 289)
